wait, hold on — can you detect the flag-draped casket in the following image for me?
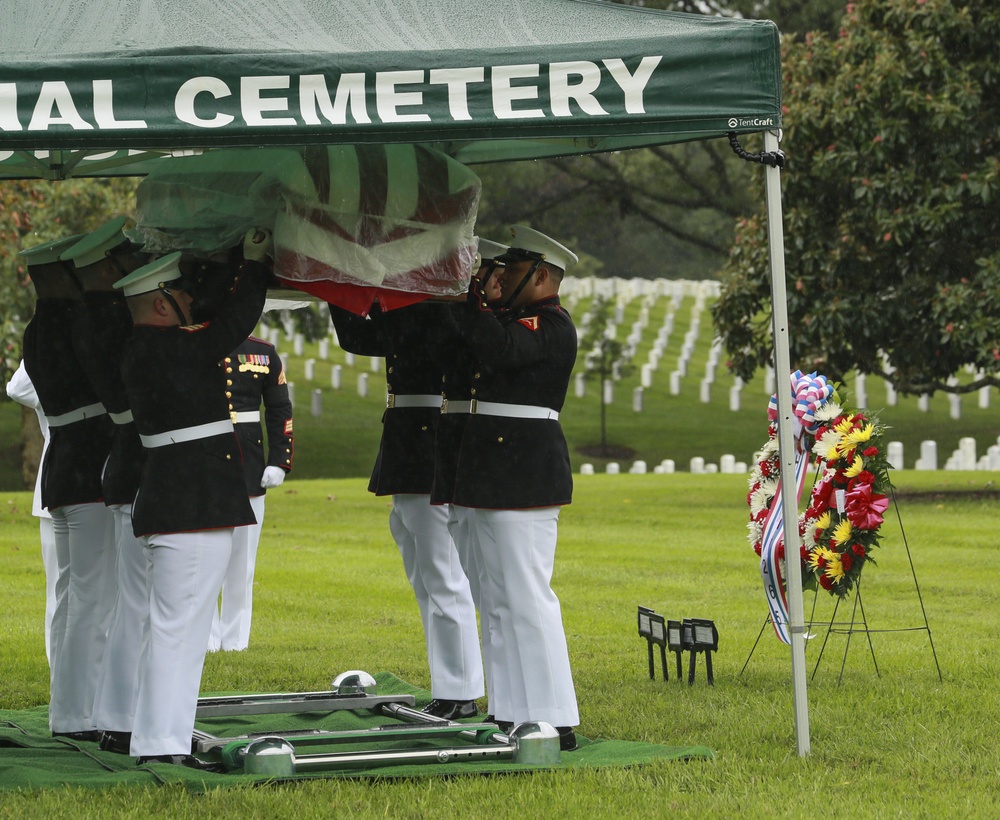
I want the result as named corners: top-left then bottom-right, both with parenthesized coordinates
top-left (132, 144), bottom-right (481, 314)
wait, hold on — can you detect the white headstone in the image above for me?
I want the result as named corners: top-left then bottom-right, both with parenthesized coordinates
top-left (960, 437), bottom-right (977, 470)
top-left (734, 461), bottom-right (748, 473)
top-left (699, 380), bottom-right (711, 403)
top-left (318, 338), bottom-right (329, 360)
top-left (304, 358), bottom-right (315, 381)
top-left (268, 328), bottom-right (280, 348)
top-left (603, 379), bottom-right (613, 405)
top-left (370, 356), bottom-right (381, 373)
top-left (980, 386), bottom-right (991, 409)
top-left (580, 463), bottom-right (595, 475)
top-left (310, 389), bottom-right (322, 417)
top-left (286, 381), bottom-right (295, 406)
top-left (345, 352), bottom-right (355, 368)
top-left (660, 459), bottom-right (675, 474)
top-left (293, 333), bottom-right (304, 356)
top-left (575, 372), bottom-right (586, 398)
top-left (704, 463), bottom-right (719, 474)
top-left (988, 445), bottom-right (1000, 471)
top-left (887, 441), bottom-right (904, 470)
top-left (949, 393), bottom-right (962, 420)
top-left (632, 387), bottom-right (644, 413)
top-left (331, 364), bottom-right (342, 390)
top-left (690, 457), bottom-right (705, 474)
top-left (855, 373), bottom-right (867, 409)
top-left (919, 440), bottom-right (938, 471)
top-left (918, 393), bottom-right (930, 412)
top-left (358, 372), bottom-right (368, 398)
top-left (606, 462), bottom-right (620, 475)
top-left (729, 384), bottom-right (742, 412)
top-left (720, 454), bottom-right (736, 474)
top-left (885, 381), bottom-right (897, 406)
top-left (630, 460), bottom-right (647, 474)
top-left (765, 366), bottom-right (775, 394)
top-left (641, 364), bottom-right (652, 388)
top-left (670, 371), bottom-right (681, 396)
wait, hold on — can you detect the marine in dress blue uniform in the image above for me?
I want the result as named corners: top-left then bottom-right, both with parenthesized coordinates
top-left (430, 238), bottom-right (510, 723)
top-left (448, 225), bottom-right (580, 750)
top-left (114, 231), bottom-right (271, 769)
top-left (20, 235), bottom-right (116, 740)
top-left (59, 217), bottom-right (150, 754)
top-left (209, 334), bottom-right (293, 651)
top-left (330, 299), bottom-right (484, 718)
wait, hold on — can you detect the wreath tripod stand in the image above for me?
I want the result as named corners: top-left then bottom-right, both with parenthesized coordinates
top-left (740, 485), bottom-right (943, 684)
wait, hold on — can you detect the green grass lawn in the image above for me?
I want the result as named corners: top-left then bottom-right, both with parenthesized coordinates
top-left (1, 471), bottom-right (998, 816)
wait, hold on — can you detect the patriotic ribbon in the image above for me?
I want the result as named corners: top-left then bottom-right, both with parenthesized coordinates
top-left (760, 370), bottom-right (833, 643)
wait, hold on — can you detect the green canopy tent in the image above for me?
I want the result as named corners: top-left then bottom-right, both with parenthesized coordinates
top-left (0, 0), bottom-right (811, 755)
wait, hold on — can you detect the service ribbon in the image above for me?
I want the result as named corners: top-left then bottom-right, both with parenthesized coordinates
top-left (760, 370), bottom-right (833, 643)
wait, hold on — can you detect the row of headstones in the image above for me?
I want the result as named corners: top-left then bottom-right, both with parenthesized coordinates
top-left (578, 436), bottom-right (1000, 475)
top-left (580, 455), bottom-right (749, 475)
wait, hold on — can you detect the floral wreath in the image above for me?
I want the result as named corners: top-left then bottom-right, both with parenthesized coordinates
top-left (747, 378), bottom-right (893, 598)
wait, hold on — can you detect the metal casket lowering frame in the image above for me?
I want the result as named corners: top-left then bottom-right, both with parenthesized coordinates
top-left (191, 671), bottom-right (562, 775)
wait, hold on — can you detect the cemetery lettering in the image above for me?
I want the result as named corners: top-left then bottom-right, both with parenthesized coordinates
top-left (0, 57), bottom-right (662, 136)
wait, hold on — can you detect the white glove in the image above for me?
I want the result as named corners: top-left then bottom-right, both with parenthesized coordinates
top-left (243, 228), bottom-right (273, 262)
top-left (260, 466), bottom-right (286, 489)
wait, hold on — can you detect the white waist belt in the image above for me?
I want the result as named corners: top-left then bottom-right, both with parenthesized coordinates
top-left (46, 402), bottom-right (107, 427)
top-left (140, 419), bottom-right (235, 449)
top-left (109, 409), bottom-right (134, 425)
top-left (231, 411), bottom-right (261, 424)
top-left (386, 393), bottom-right (443, 410)
top-left (443, 399), bottom-right (559, 421)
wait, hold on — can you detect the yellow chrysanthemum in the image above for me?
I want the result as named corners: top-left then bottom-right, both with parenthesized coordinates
top-left (814, 510), bottom-right (832, 533)
top-left (808, 547), bottom-right (836, 571)
top-left (833, 416), bottom-right (857, 436)
top-left (843, 423), bottom-right (875, 447)
top-left (844, 454), bottom-right (865, 478)
top-left (830, 518), bottom-right (852, 547)
top-left (824, 553), bottom-right (845, 581)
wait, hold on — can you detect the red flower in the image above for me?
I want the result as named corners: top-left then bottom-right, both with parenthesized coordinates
top-left (851, 543), bottom-right (866, 557)
top-left (863, 447), bottom-right (878, 457)
top-left (819, 574), bottom-right (833, 591)
top-left (841, 552), bottom-right (854, 572)
top-left (848, 470), bottom-right (876, 491)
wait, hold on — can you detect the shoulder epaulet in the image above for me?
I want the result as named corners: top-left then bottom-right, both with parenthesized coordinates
top-left (180, 322), bottom-right (208, 332)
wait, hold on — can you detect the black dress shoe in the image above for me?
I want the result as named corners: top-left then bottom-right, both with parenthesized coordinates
top-left (98, 731), bottom-right (132, 755)
top-left (421, 699), bottom-right (478, 720)
top-left (557, 726), bottom-right (578, 752)
top-left (53, 730), bottom-right (101, 743)
top-left (136, 754), bottom-right (227, 773)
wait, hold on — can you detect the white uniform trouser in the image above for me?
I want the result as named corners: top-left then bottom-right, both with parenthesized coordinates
top-left (467, 506), bottom-right (578, 728)
top-left (210, 494), bottom-right (265, 651)
top-left (448, 505), bottom-right (507, 720)
top-left (47, 502), bottom-right (116, 733)
top-left (129, 529), bottom-right (233, 757)
top-left (92, 505), bottom-right (149, 732)
top-left (39, 517), bottom-right (56, 666)
top-left (390, 495), bottom-right (484, 701)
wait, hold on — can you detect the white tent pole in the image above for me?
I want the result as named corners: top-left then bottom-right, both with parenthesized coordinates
top-left (762, 128), bottom-right (811, 757)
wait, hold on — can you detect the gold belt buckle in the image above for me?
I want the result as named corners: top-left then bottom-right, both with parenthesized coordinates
top-left (469, 398), bottom-right (478, 414)
top-left (230, 411), bottom-right (238, 424)
top-left (386, 393), bottom-right (396, 409)
top-left (440, 398), bottom-right (448, 414)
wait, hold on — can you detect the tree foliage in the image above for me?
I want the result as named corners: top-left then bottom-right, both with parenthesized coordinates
top-left (712, 0), bottom-right (1000, 395)
top-left (0, 178), bottom-right (137, 386)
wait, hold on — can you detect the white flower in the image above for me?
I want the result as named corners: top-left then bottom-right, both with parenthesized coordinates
top-left (749, 477), bottom-right (778, 516)
top-left (813, 428), bottom-right (842, 460)
top-left (747, 520), bottom-right (762, 546)
top-left (759, 437), bottom-right (780, 456)
top-left (814, 401), bottom-right (843, 423)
